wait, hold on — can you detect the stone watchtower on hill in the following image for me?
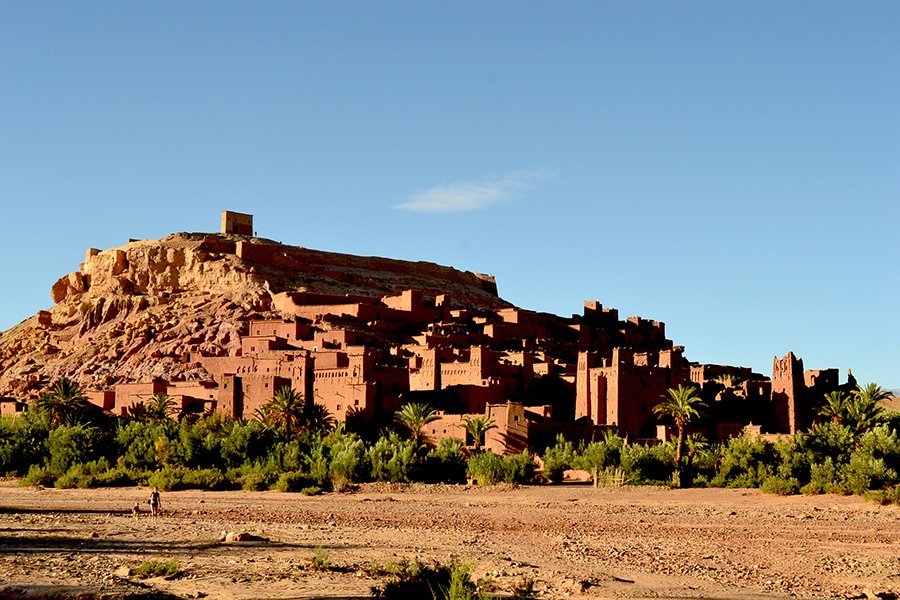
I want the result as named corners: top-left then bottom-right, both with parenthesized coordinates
top-left (221, 211), bottom-right (253, 236)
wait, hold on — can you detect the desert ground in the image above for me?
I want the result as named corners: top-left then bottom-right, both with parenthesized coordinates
top-left (0, 481), bottom-right (897, 600)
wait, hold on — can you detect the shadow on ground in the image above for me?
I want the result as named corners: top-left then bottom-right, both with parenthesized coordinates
top-left (0, 584), bottom-right (180, 599)
top-left (0, 534), bottom-right (358, 556)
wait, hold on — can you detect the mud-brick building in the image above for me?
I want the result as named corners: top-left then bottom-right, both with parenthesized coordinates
top-left (575, 347), bottom-right (689, 437)
top-left (87, 379), bottom-right (219, 417)
top-left (81, 278), bottom-right (855, 450)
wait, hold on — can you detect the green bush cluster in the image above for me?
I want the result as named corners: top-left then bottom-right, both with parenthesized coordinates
top-left (1, 410), bottom-right (478, 492)
top-left (540, 435), bottom-right (576, 483)
top-left (131, 559), bottom-right (181, 579)
top-left (531, 423), bottom-right (900, 503)
top-left (3, 399), bottom-right (898, 505)
top-left (536, 432), bottom-right (676, 486)
top-left (703, 424), bottom-right (900, 499)
top-left (467, 451), bottom-right (535, 485)
top-left (371, 558), bottom-right (487, 600)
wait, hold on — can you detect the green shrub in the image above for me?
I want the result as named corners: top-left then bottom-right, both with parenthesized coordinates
top-left (865, 485), bottom-right (900, 506)
top-left (446, 560), bottom-right (482, 600)
top-left (859, 425), bottom-right (900, 473)
top-left (147, 466), bottom-right (225, 491)
top-left (761, 475), bottom-right (800, 495)
top-left (541, 435), bottom-right (575, 484)
top-left (884, 411), bottom-right (900, 433)
top-left (774, 434), bottom-right (814, 483)
top-left (270, 439), bottom-right (306, 473)
top-left (328, 433), bottom-right (366, 491)
top-left (620, 443), bottom-right (676, 485)
top-left (52, 458), bottom-right (117, 489)
top-left (229, 464), bottom-right (276, 491)
top-left (711, 432), bottom-right (776, 488)
top-left (146, 467), bottom-right (182, 491)
top-left (840, 453), bottom-right (897, 495)
top-left (423, 439), bottom-right (467, 484)
top-left (116, 420), bottom-right (178, 471)
top-left (273, 471), bottom-right (309, 492)
top-left (466, 451), bottom-right (534, 486)
top-left (220, 420), bottom-right (272, 468)
top-left (55, 466), bottom-right (93, 489)
top-left (804, 422), bottom-right (855, 465)
top-left (684, 435), bottom-right (718, 482)
top-left (22, 464), bottom-right (55, 487)
top-left (371, 559), bottom-right (486, 600)
top-left (368, 432), bottom-right (418, 483)
top-left (801, 457), bottom-right (841, 494)
top-left (467, 452), bottom-right (504, 486)
top-left (301, 485), bottom-right (323, 496)
top-left (47, 424), bottom-right (104, 476)
top-left (501, 452), bottom-right (535, 484)
top-left (309, 546), bottom-right (330, 571)
top-left (1, 411), bottom-right (51, 475)
top-left (371, 559), bottom-right (447, 599)
top-left (0, 416), bottom-right (20, 474)
top-left (131, 559), bottom-right (181, 579)
top-left (93, 467), bottom-right (138, 487)
top-left (183, 467), bottom-right (225, 489)
top-left (303, 441), bottom-right (331, 486)
top-left (576, 433), bottom-right (624, 479)
top-left (241, 470), bottom-right (271, 491)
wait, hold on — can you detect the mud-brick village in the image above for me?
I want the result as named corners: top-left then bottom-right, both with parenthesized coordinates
top-left (1, 212), bottom-right (864, 447)
top-left (2, 4), bottom-right (899, 600)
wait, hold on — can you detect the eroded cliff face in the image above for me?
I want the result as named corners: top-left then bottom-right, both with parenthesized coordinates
top-left (0, 232), bottom-right (506, 397)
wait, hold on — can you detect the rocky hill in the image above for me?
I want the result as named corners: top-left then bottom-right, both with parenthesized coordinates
top-left (0, 232), bottom-right (507, 398)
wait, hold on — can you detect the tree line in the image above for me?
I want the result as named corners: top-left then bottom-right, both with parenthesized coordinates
top-left (0, 378), bottom-right (897, 505)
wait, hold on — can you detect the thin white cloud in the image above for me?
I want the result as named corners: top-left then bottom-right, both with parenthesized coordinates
top-left (394, 170), bottom-right (554, 213)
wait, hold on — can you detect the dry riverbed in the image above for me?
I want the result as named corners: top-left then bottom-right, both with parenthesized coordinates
top-left (0, 481), bottom-right (898, 599)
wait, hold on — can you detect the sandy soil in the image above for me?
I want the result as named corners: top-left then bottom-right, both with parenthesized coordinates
top-left (0, 481), bottom-right (898, 599)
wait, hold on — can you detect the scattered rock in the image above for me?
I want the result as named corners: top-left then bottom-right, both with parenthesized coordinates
top-left (219, 530), bottom-right (270, 543)
top-left (113, 566), bottom-right (131, 578)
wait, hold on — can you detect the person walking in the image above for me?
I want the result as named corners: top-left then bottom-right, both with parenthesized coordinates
top-left (148, 487), bottom-right (161, 517)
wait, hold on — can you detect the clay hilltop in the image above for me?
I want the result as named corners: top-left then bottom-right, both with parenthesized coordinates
top-left (0, 217), bottom-right (505, 399)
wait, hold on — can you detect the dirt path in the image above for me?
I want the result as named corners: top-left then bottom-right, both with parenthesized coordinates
top-left (0, 482), bottom-right (897, 599)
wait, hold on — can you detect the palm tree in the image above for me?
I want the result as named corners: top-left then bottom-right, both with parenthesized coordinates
top-left (716, 374), bottom-right (741, 387)
top-left (684, 433), bottom-right (709, 460)
top-left (147, 393), bottom-right (177, 421)
top-left (127, 401), bottom-right (149, 421)
top-left (819, 390), bottom-right (851, 425)
top-left (256, 386), bottom-right (334, 437)
top-left (258, 386), bottom-right (305, 438)
top-left (36, 377), bottom-right (88, 427)
top-left (394, 402), bottom-right (439, 448)
top-left (653, 384), bottom-right (705, 487)
top-left (853, 383), bottom-right (892, 406)
top-left (845, 383), bottom-right (888, 437)
top-left (303, 401), bottom-right (336, 433)
top-left (459, 415), bottom-right (496, 453)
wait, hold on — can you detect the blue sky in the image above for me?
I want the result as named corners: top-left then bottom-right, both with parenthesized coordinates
top-left (1, 2), bottom-right (897, 386)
